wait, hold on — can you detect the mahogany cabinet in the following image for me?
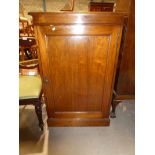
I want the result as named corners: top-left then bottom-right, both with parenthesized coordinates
top-left (114, 0), bottom-right (135, 98)
top-left (29, 12), bottom-right (125, 126)
top-left (89, 0), bottom-right (135, 99)
top-left (88, 0), bottom-right (135, 117)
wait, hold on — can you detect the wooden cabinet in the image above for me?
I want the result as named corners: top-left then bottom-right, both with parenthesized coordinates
top-left (89, 0), bottom-right (135, 99)
top-left (114, 0), bottom-right (135, 97)
top-left (88, 0), bottom-right (135, 117)
top-left (29, 12), bottom-right (124, 126)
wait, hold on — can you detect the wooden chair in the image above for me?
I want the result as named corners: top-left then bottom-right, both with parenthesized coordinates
top-left (19, 17), bottom-right (35, 37)
top-left (19, 59), bottom-right (44, 131)
top-left (19, 37), bottom-right (38, 61)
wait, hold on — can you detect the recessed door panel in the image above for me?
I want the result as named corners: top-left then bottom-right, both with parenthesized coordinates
top-left (46, 35), bottom-right (111, 112)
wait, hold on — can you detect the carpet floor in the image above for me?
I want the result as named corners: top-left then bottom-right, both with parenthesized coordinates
top-left (19, 100), bottom-right (135, 155)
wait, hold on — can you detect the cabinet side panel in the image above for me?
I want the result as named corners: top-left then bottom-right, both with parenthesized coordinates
top-left (115, 0), bottom-right (135, 95)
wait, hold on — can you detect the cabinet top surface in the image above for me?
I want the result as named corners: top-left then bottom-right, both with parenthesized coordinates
top-left (29, 12), bottom-right (127, 25)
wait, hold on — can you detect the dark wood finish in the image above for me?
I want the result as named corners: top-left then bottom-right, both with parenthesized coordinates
top-left (111, 0), bottom-right (135, 117)
top-left (29, 12), bottom-right (127, 25)
top-left (87, 0), bottom-right (135, 118)
top-left (19, 45), bottom-right (38, 61)
top-left (34, 99), bottom-right (44, 130)
top-left (114, 0), bottom-right (135, 96)
top-left (47, 118), bottom-right (110, 127)
top-left (19, 37), bottom-right (36, 47)
top-left (19, 37), bottom-right (38, 61)
top-left (29, 12), bottom-right (124, 127)
top-left (88, 0), bottom-right (135, 98)
top-left (89, 2), bottom-right (114, 12)
top-left (110, 100), bottom-right (120, 118)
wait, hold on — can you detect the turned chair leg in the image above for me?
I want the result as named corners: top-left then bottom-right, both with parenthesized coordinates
top-left (110, 100), bottom-right (121, 118)
top-left (35, 99), bottom-right (44, 131)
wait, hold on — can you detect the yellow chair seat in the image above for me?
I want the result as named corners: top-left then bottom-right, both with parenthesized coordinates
top-left (19, 75), bottom-right (42, 100)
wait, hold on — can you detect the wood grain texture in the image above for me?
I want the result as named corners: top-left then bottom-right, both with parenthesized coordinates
top-left (87, 0), bottom-right (135, 99)
top-left (29, 12), bottom-right (127, 25)
top-left (47, 118), bottom-right (110, 127)
top-left (115, 0), bottom-right (135, 96)
top-left (30, 12), bottom-right (124, 126)
top-left (46, 35), bottom-right (110, 112)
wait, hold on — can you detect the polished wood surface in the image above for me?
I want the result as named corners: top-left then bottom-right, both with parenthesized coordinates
top-left (19, 36), bottom-right (38, 61)
top-left (19, 37), bottom-right (36, 47)
top-left (115, 0), bottom-right (135, 96)
top-left (29, 12), bottom-right (127, 25)
top-left (30, 12), bottom-right (124, 126)
top-left (109, 0), bottom-right (135, 117)
top-left (88, 0), bottom-right (135, 99)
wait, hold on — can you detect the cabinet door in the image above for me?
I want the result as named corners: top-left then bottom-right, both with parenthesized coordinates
top-left (37, 24), bottom-right (122, 126)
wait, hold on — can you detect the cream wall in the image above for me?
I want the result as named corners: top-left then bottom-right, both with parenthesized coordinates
top-left (20, 0), bottom-right (115, 22)
top-left (20, 0), bottom-right (89, 22)
top-left (19, 0), bottom-right (89, 13)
